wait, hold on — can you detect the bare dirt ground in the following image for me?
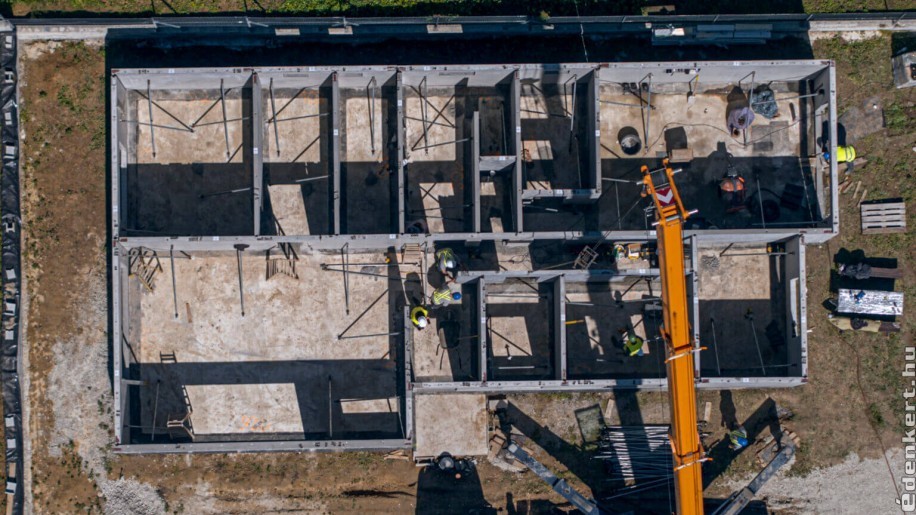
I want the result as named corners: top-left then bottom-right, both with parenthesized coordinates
top-left (16, 33), bottom-right (913, 514)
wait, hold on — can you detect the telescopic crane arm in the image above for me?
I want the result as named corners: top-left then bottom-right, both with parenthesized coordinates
top-left (641, 159), bottom-right (706, 515)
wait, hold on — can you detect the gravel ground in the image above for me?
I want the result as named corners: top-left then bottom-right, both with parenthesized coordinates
top-left (728, 448), bottom-right (905, 514)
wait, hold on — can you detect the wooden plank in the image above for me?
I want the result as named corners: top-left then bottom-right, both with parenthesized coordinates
top-left (860, 200), bottom-right (906, 235)
top-left (862, 202), bottom-right (905, 210)
top-left (862, 210), bottom-right (906, 218)
top-left (862, 215), bottom-right (906, 223)
top-left (863, 226), bottom-right (907, 235)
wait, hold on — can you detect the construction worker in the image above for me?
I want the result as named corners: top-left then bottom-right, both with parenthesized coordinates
top-left (824, 145), bottom-right (856, 164)
top-left (436, 247), bottom-right (460, 281)
top-left (729, 425), bottom-right (749, 451)
top-left (719, 170), bottom-right (746, 213)
top-left (432, 287), bottom-right (462, 307)
top-left (410, 305), bottom-right (430, 330)
top-left (622, 329), bottom-right (644, 357)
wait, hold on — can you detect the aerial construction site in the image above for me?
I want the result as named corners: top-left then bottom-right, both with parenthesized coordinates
top-left (3, 9), bottom-right (912, 515)
top-left (109, 59), bottom-right (837, 464)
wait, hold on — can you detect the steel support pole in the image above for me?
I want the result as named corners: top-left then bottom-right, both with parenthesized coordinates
top-left (220, 79), bottom-right (231, 159)
top-left (341, 243), bottom-right (350, 315)
top-left (368, 76), bottom-right (377, 155)
top-left (269, 77), bottom-right (281, 157)
top-left (146, 80), bottom-right (156, 158)
top-left (709, 318), bottom-right (722, 376)
top-left (234, 244), bottom-right (248, 316)
top-left (169, 245), bottom-right (178, 319)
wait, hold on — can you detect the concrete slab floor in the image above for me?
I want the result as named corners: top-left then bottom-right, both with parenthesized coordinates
top-left (262, 90), bottom-right (326, 164)
top-left (697, 245), bottom-right (788, 375)
top-left (125, 163), bottom-right (253, 236)
top-left (136, 94), bottom-right (246, 164)
top-left (566, 285), bottom-right (665, 380)
top-left (264, 163), bottom-right (331, 235)
top-left (414, 393), bottom-right (488, 458)
top-left (486, 283), bottom-right (553, 379)
top-left (599, 83), bottom-right (805, 160)
top-left (405, 89), bottom-right (457, 162)
top-left (267, 184), bottom-right (312, 236)
top-left (406, 162), bottom-right (467, 234)
top-left (412, 303), bottom-right (476, 382)
top-left (479, 175), bottom-right (512, 233)
top-left (131, 250), bottom-right (405, 439)
top-left (597, 155), bottom-right (820, 231)
top-left (137, 359), bottom-right (400, 440)
top-left (342, 91), bottom-right (386, 164)
top-left (135, 251), bottom-right (396, 364)
top-left (520, 84), bottom-right (585, 190)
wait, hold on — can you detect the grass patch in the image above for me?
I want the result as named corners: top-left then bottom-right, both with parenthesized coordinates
top-left (7, 0), bottom-right (915, 16)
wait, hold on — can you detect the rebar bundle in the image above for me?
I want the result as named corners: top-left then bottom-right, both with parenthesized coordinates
top-left (595, 425), bottom-right (673, 483)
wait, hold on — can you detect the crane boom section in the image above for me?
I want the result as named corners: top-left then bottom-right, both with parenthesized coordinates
top-left (641, 161), bottom-right (705, 515)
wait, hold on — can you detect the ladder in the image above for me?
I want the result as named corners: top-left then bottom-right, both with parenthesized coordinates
top-left (401, 243), bottom-right (424, 268)
top-left (167, 384), bottom-right (195, 441)
top-left (267, 242), bottom-right (299, 280)
top-left (129, 248), bottom-right (163, 292)
top-left (573, 245), bottom-right (600, 270)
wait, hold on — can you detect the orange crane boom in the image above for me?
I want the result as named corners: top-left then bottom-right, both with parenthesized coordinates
top-left (641, 160), bottom-right (706, 515)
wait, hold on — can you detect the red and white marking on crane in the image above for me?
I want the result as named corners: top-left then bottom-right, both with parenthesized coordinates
top-left (655, 186), bottom-right (674, 206)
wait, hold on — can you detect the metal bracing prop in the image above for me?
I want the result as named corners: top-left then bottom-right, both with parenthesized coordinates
top-left (487, 323), bottom-right (533, 357)
top-left (641, 73), bottom-right (653, 155)
top-left (169, 245), bottom-right (178, 319)
top-left (269, 77), bottom-right (281, 157)
top-left (234, 244), bottom-right (249, 316)
top-left (265, 82), bottom-right (329, 157)
top-left (199, 186), bottom-right (253, 199)
top-left (220, 79), bottom-right (231, 159)
top-left (291, 135), bottom-right (322, 163)
top-left (745, 310), bottom-right (767, 375)
top-left (599, 98), bottom-right (655, 110)
top-left (147, 80), bottom-right (156, 157)
top-left (368, 76), bottom-right (378, 155)
top-left (419, 76), bottom-right (430, 154)
top-left (336, 288), bottom-right (389, 340)
top-left (265, 85), bottom-right (318, 123)
top-left (200, 173), bottom-right (328, 200)
top-left (564, 74), bottom-right (578, 133)
top-left (403, 115), bottom-right (453, 128)
top-left (755, 175), bottom-right (767, 230)
top-left (413, 137), bottom-right (471, 153)
top-left (709, 317), bottom-right (723, 376)
top-left (341, 243), bottom-right (350, 315)
top-left (150, 381), bottom-right (160, 439)
top-left (409, 81), bottom-right (457, 153)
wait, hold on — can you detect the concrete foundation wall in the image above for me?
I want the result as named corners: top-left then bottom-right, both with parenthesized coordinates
top-left (110, 59), bottom-right (833, 452)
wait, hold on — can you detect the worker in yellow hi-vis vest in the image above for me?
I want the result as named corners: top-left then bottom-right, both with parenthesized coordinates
top-left (824, 145), bottom-right (856, 164)
top-left (621, 329), bottom-right (645, 357)
top-left (435, 247), bottom-right (460, 282)
top-left (410, 305), bottom-right (429, 330)
top-left (432, 287), bottom-right (462, 307)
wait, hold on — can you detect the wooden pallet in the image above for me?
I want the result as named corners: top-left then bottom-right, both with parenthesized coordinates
top-left (861, 201), bottom-right (906, 235)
